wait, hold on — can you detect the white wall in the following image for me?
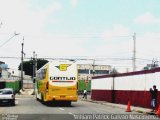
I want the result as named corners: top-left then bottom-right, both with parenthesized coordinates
top-left (91, 78), bottom-right (112, 90)
top-left (92, 71), bottom-right (160, 91)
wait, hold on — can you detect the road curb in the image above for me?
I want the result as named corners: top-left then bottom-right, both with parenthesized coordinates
top-left (80, 98), bottom-right (151, 114)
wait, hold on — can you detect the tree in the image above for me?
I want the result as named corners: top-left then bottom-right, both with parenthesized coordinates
top-left (18, 59), bottom-right (48, 76)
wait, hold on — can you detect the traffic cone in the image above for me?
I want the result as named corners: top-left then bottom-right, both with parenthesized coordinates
top-left (126, 100), bottom-right (131, 112)
top-left (156, 105), bottom-right (160, 117)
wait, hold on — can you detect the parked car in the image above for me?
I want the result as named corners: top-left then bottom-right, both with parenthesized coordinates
top-left (0, 88), bottom-right (15, 106)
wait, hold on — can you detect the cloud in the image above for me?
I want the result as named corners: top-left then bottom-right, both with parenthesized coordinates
top-left (136, 32), bottom-right (160, 57)
top-left (38, 1), bottom-right (63, 17)
top-left (0, 0), bottom-right (63, 47)
top-left (88, 24), bottom-right (132, 57)
top-left (93, 32), bottom-right (160, 72)
top-left (102, 24), bottom-right (130, 40)
top-left (134, 12), bottom-right (160, 24)
top-left (0, 0), bottom-right (63, 68)
top-left (70, 0), bottom-right (78, 7)
top-left (0, 0), bottom-right (63, 35)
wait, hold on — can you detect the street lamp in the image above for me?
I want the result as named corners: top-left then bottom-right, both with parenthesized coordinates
top-left (0, 31), bottom-right (20, 48)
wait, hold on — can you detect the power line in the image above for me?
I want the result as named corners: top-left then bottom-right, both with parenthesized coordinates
top-left (0, 56), bottom-right (156, 62)
top-left (0, 32), bottom-right (20, 48)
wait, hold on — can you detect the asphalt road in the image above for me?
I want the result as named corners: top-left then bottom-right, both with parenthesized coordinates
top-left (0, 96), bottom-right (157, 120)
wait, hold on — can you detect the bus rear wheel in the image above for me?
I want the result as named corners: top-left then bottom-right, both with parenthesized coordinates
top-left (66, 101), bottom-right (71, 106)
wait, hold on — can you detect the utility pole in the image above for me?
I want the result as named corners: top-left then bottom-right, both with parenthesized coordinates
top-left (33, 51), bottom-right (38, 83)
top-left (21, 37), bottom-right (24, 91)
top-left (133, 32), bottom-right (136, 71)
top-left (35, 54), bottom-right (37, 73)
top-left (33, 51), bottom-right (36, 83)
top-left (92, 59), bottom-right (95, 76)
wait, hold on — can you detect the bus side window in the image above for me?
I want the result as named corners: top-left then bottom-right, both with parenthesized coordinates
top-left (36, 65), bottom-right (47, 81)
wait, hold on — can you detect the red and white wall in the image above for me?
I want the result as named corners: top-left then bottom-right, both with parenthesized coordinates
top-left (91, 68), bottom-right (160, 108)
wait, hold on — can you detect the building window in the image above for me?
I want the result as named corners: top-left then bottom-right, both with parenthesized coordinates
top-left (37, 68), bottom-right (47, 80)
top-left (78, 69), bottom-right (89, 74)
top-left (90, 70), bottom-right (109, 74)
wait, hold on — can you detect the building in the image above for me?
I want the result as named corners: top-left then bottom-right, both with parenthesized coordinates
top-left (0, 61), bottom-right (32, 90)
top-left (8, 69), bottom-right (33, 89)
top-left (0, 61), bottom-right (9, 79)
top-left (77, 64), bottom-right (111, 93)
top-left (77, 64), bottom-right (111, 80)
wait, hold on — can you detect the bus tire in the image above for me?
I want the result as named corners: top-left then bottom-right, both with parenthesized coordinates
top-left (41, 94), bottom-right (48, 105)
top-left (66, 101), bottom-right (71, 106)
top-left (41, 94), bottom-right (44, 103)
top-left (36, 97), bottom-right (39, 101)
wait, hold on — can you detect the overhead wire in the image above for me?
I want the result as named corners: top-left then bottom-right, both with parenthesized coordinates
top-left (0, 32), bottom-right (20, 48)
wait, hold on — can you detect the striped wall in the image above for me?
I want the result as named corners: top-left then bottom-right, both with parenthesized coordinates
top-left (91, 68), bottom-right (160, 108)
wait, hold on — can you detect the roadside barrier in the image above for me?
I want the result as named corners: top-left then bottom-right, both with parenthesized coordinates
top-left (126, 100), bottom-right (131, 112)
top-left (156, 105), bottom-right (160, 117)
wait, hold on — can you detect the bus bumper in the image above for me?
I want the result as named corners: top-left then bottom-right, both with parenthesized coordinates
top-left (46, 95), bottom-right (78, 102)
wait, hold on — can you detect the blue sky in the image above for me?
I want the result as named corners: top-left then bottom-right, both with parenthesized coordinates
top-left (0, 0), bottom-right (160, 72)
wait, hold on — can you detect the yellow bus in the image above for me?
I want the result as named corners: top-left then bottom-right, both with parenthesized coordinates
top-left (35, 60), bottom-right (78, 105)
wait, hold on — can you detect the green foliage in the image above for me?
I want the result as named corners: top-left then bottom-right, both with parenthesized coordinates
top-left (18, 59), bottom-right (48, 76)
top-left (36, 59), bottom-right (49, 70)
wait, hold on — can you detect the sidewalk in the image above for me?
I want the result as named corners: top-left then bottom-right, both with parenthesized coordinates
top-left (15, 89), bottom-right (35, 98)
top-left (79, 95), bottom-right (152, 114)
top-left (16, 94), bottom-right (34, 98)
